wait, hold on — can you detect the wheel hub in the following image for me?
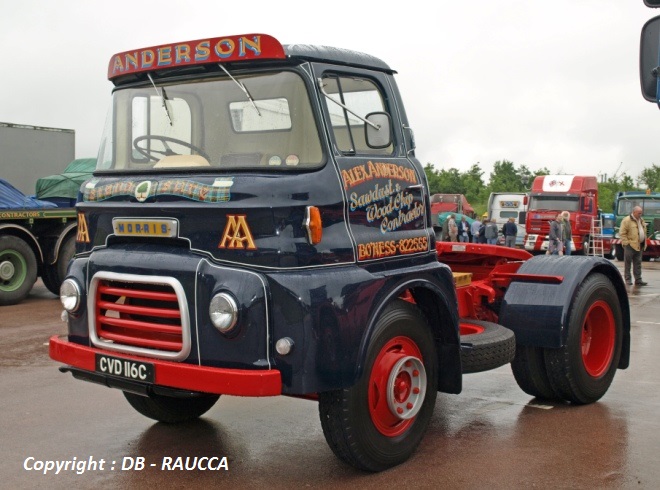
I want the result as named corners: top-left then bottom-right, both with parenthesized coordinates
top-left (0, 260), bottom-right (15, 281)
top-left (369, 336), bottom-right (427, 437)
top-left (386, 356), bottom-right (426, 420)
top-left (581, 300), bottom-right (615, 377)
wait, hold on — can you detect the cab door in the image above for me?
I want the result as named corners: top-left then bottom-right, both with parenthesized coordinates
top-left (314, 67), bottom-right (431, 263)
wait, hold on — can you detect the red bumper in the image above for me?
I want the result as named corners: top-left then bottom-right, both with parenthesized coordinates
top-left (49, 335), bottom-right (282, 396)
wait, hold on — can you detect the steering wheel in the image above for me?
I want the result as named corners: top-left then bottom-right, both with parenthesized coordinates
top-left (133, 135), bottom-right (210, 163)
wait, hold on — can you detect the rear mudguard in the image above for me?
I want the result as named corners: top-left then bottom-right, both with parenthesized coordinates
top-left (498, 255), bottom-right (630, 369)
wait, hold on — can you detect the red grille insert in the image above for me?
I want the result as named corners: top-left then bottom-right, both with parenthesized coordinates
top-left (95, 280), bottom-right (183, 352)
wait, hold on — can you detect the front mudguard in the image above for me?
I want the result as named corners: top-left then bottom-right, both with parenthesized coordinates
top-left (499, 255), bottom-right (630, 369)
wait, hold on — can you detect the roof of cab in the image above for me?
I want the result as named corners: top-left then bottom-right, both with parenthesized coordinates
top-left (107, 34), bottom-right (394, 84)
top-left (284, 44), bottom-right (394, 73)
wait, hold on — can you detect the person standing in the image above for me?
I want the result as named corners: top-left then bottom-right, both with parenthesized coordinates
top-left (447, 214), bottom-right (458, 242)
top-left (502, 217), bottom-right (518, 248)
top-left (478, 221), bottom-right (487, 243)
top-left (548, 213), bottom-right (564, 255)
top-left (561, 211), bottom-right (573, 256)
top-left (458, 216), bottom-right (470, 243)
top-left (620, 205), bottom-right (648, 286)
top-left (485, 219), bottom-right (499, 245)
top-left (438, 214), bottom-right (449, 241)
top-left (470, 217), bottom-right (482, 243)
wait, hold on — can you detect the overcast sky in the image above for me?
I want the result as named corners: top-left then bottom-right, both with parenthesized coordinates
top-left (2, 0), bottom-right (659, 183)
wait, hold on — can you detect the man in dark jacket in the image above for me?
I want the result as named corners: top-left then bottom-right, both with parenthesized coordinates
top-left (485, 219), bottom-right (499, 245)
top-left (502, 217), bottom-right (518, 248)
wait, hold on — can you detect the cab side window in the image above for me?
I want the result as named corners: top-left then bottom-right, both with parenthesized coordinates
top-left (322, 75), bottom-right (393, 155)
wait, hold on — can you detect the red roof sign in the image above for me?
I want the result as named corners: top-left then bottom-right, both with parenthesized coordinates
top-left (108, 34), bottom-right (286, 80)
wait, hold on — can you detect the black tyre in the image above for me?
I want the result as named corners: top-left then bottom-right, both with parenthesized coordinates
top-left (123, 391), bottom-right (220, 424)
top-left (41, 266), bottom-right (60, 296)
top-left (511, 345), bottom-right (557, 400)
top-left (576, 235), bottom-right (590, 256)
top-left (543, 273), bottom-right (623, 404)
top-left (460, 320), bottom-right (515, 374)
top-left (318, 299), bottom-right (438, 472)
top-left (615, 244), bottom-right (624, 261)
top-left (41, 235), bottom-right (76, 296)
top-left (0, 236), bottom-right (38, 306)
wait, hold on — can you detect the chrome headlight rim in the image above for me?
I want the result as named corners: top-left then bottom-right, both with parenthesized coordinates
top-left (209, 292), bottom-right (239, 333)
top-left (60, 278), bottom-right (82, 312)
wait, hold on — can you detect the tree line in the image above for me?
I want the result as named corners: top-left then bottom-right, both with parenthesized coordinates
top-left (424, 160), bottom-right (660, 217)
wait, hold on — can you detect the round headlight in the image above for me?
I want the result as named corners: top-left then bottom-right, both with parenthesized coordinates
top-left (209, 292), bottom-right (238, 333)
top-left (60, 278), bottom-right (81, 312)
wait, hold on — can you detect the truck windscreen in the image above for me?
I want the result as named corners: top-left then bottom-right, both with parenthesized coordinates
top-left (528, 196), bottom-right (579, 212)
top-left (96, 70), bottom-right (323, 172)
top-left (617, 198), bottom-right (660, 216)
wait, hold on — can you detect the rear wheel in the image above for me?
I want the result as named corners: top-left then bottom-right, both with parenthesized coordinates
top-left (42, 235), bottom-right (76, 296)
top-left (577, 235), bottom-right (590, 256)
top-left (318, 300), bottom-right (437, 472)
top-left (543, 273), bottom-right (622, 404)
top-left (0, 236), bottom-right (37, 306)
top-left (615, 244), bottom-right (624, 261)
top-left (511, 345), bottom-right (557, 400)
top-left (123, 391), bottom-right (220, 424)
top-left (41, 266), bottom-right (59, 296)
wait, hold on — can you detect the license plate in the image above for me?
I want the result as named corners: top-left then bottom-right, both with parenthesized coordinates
top-left (95, 354), bottom-right (154, 383)
top-left (112, 218), bottom-right (178, 237)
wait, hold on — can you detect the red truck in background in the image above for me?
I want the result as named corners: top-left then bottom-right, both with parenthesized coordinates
top-left (430, 193), bottom-right (475, 218)
top-left (524, 175), bottom-right (599, 255)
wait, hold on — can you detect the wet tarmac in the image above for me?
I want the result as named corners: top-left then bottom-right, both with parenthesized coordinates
top-left (0, 259), bottom-right (658, 489)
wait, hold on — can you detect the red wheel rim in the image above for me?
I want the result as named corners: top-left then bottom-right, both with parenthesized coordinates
top-left (368, 336), bottom-right (427, 437)
top-left (460, 321), bottom-right (485, 336)
top-left (581, 300), bottom-right (615, 377)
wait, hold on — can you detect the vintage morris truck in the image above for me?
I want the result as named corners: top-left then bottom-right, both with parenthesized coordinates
top-left (49, 34), bottom-right (630, 472)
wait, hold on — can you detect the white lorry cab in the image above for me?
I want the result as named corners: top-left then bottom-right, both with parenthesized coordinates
top-left (487, 192), bottom-right (527, 247)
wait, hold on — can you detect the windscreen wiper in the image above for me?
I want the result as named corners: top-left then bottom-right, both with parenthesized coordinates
top-left (219, 64), bottom-right (261, 116)
top-left (317, 78), bottom-right (379, 130)
top-left (147, 73), bottom-right (173, 126)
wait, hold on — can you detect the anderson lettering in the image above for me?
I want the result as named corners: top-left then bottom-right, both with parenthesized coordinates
top-left (341, 161), bottom-right (417, 190)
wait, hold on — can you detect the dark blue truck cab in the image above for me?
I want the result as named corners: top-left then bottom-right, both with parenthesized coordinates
top-left (51, 34), bottom-right (629, 472)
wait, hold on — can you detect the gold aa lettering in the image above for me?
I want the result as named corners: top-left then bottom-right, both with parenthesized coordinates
top-left (77, 213), bottom-right (90, 243)
top-left (218, 215), bottom-right (256, 250)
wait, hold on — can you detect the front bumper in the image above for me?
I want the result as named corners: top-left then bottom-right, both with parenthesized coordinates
top-left (49, 335), bottom-right (282, 396)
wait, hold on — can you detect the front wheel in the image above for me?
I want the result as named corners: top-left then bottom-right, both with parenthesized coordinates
top-left (543, 273), bottom-right (623, 404)
top-left (123, 391), bottom-right (220, 424)
top-left (318, 300), bottom-right (438, 472)
top-left (0, 236), bottom-right (37, 306)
